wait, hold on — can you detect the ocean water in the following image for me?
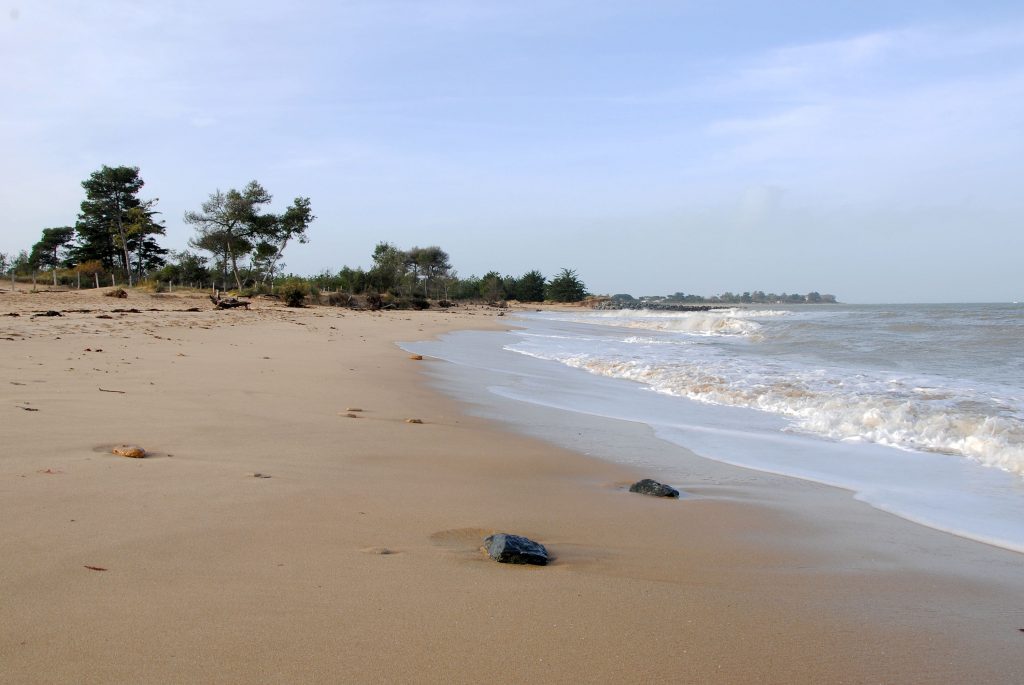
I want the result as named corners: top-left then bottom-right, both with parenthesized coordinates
top-left (405, 303), bottom-right (1024, 554)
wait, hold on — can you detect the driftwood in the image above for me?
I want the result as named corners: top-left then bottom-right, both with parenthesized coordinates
top-left (210, 295), bottom-right (250, 310)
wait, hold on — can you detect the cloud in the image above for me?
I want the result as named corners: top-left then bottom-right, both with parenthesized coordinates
top-left (729, 29), bottom-right (901, 93)
top-left (692, 22), bottom-right (1024, 206)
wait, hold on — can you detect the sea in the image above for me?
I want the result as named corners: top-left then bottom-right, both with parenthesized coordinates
top-left (404, 303), bottom-right (1024, 554)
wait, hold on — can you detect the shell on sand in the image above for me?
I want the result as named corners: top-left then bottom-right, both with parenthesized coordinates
top-left (112, 445), bottom-right (146, 458)
top-left (409, 354), bottom-right (424, 360)
top-left (405, 418), bottom-right (424, 424)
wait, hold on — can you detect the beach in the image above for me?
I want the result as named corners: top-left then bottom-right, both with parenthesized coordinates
top-left (2, 287), bottom-right (1023, 684)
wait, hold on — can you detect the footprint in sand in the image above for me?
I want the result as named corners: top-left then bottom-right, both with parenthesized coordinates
top-left (360, 547), bottom-right (401, 555)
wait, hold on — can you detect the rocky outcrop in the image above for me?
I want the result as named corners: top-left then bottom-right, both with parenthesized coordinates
top-left (628, 479), bottom-right (679, 498)
top-left (483, 533), bottom-right (549, 565)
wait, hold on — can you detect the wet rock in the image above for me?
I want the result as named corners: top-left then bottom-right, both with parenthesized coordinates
top-left (628, 479), bottom-right (679, 498)
top-left (483, 533), bottom-right (549, 566)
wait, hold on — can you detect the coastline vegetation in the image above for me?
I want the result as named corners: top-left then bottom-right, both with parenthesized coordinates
top-left (3, 163), bottom-right (833, 307)
top-left (612, 290), bottom-right (838, 305)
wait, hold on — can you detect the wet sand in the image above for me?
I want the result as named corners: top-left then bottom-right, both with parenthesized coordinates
top-left (1, 286), bottom-right (1022, 683)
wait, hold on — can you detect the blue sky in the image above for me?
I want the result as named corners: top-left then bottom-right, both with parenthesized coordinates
top-left (2, 1), bottom-right (1022, 302)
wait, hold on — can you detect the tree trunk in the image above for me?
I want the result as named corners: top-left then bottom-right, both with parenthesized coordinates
top-left (226, 240), bottom-right (242, 291)
top-left (117, 224), bottom-right (132, 287)
top-left (263, 238), bottom-right (289, 284)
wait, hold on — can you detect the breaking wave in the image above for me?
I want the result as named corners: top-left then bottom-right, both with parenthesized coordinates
top-left (507, 328), bottom-right (1024, 478)
top-left (540, 308), bottom-right (783, 337)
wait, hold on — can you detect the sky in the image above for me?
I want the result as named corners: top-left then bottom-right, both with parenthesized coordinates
top-left (2, 1), bottom-right (1023, 303)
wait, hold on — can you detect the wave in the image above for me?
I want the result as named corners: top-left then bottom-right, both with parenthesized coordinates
top-left (535, 309), bottom-right (777, 337)
top-left (508, 347), bottom-right (1024, 478)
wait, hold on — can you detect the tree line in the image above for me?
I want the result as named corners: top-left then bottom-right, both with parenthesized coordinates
top-left (304, 245), bottom-right (586, 303)
top-left (614, 290), bottom-right (838, 305)
top-left (3, 163), bottom-right (589, 303)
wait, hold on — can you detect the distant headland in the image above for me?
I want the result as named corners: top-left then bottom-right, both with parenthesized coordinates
top-left (589, 291), bottom-right (839, 310)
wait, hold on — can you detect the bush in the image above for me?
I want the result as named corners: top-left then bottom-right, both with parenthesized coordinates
top-left (238, 283), bottom-right (275, 298)
top-left (407, 297), bottom-right (430, 310)
top-left (365, 292), bottom-right (383, 311)
top-left (277, 279), bottom-right (310, 307)
top-left (326, 291), bottom-right (354, 307)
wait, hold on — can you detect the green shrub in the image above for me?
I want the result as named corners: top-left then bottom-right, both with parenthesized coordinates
top-left (278, 279), bottom-right (310, 307)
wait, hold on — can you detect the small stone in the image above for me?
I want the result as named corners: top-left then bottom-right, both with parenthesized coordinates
top-left (345, 407), bottom-right (363, 412)
top-left (405, 418), bottom-right (423, 424)
top-left (344, 413), bottom-right (359, 418)
top-left (628, 479), bottom-right (679, 498)
top-left (483, 533), bottom-right (549, 566)
top-left (112, 445), bottom-right (146, 458)
top-left (247, 472), bottom-right (271, 478)
top-left (409, 354), bottom-right (423, 360)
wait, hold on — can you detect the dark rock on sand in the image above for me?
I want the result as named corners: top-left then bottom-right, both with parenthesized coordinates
top-left (483, 533), bottom-right (549, 566)
top-left (628, 479), bottom-right (679, 498)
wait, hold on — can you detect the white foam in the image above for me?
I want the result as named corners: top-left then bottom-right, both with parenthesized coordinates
top-left (506, 324), bottom-right (1024, 479)
top-left (536, 309), bottom-right (765, 337)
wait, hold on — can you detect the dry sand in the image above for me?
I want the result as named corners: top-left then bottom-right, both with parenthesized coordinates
top-left (1, 286), bottom-right (1022, 684)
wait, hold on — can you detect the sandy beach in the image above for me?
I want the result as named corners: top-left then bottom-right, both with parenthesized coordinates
top-left (2, 286), bottom-right (1022, 684)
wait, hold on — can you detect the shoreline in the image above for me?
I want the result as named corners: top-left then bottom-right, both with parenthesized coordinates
top-left (2, 288), bottom-right (1022, 683)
